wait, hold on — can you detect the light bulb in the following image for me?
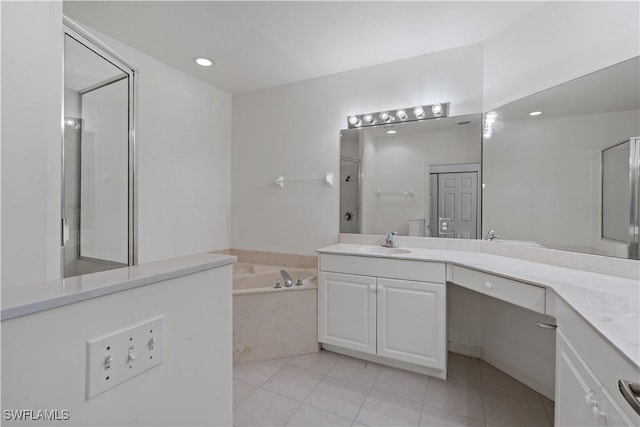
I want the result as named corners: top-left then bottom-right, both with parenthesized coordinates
top-left (379, 111), bottom-right (391, 122)
top-left (396, 109), bottom-right (408, 120)
top-left (363, 114), bottom-right (374, 124)
top-left (194, 57), bottom-right (214, 67)
top-left (348, 115), bottom-right (360, 126)
top-left (431, 103), bottom-right (443, 115)
top-left (413, 106), bottom-right (425, 119)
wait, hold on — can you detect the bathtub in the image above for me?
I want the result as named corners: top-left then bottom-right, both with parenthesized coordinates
top-left (233, 263), bottom-right (320, 364)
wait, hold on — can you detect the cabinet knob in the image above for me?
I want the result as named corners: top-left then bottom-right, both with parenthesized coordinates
top-left (592, 405), bottom-right (607, 420)
top-left (484, 281), bottom-right (493, 290)
top-left (584, 391), bottom-right (597, 408)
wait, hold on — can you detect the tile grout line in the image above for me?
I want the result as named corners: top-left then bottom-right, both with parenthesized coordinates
top-left (259, 358), bottom-right (305, 426)
top-left (479, 359), bottom-right (489, 427)
top-left (418, 370), bottom-right (431, 425)
top-left (232, 378), bottom-right (259, 410)
top-left (351, 362), bottom-right (383, 425)
top-left (289, 351), bottom-right (355, 424)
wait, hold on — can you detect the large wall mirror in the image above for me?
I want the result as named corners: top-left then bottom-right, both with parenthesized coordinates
top-left (483, 57), bottom-right (640, 259)
top-left (63, 20), bottom-right (136, 277)
top-left (340, 114), bottom-right (482, 238)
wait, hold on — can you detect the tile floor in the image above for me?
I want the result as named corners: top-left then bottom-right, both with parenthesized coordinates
top-left (233, 351), bottom-right (554, 426)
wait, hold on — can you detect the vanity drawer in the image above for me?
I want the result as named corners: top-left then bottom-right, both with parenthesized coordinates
top-left (320, 254), bottom-right (445, 284)
top-left (451, 266), bottom-right (546, 313)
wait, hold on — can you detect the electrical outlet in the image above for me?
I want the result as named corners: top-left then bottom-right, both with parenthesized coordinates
top-left (86, 317), bottom-right (164, 400)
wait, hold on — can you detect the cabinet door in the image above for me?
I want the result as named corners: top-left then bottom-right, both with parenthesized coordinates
top-left (318, 272), bottom-right (376, 355)
top-left (556, 331), bottom-right (598, 427)
top-left (376, 278), bottom-right (446, 369)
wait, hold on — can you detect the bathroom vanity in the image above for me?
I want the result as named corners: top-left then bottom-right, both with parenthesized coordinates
top-left (319, 254), bottom-right (446, 377)
top-left (316, 243), bottom-right (640, 426)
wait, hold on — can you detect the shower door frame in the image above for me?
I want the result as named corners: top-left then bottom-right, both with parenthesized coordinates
top-left (61, 16), bottom-right (138, 276)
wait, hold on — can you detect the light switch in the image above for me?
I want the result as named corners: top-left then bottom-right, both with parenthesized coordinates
top-left (86, 316), bottom-right (164, 400)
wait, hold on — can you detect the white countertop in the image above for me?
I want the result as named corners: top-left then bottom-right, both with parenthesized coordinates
top-left (1, 253), bottom-right (237, 321)
top-left (317, 243), bottom-right (640, 369)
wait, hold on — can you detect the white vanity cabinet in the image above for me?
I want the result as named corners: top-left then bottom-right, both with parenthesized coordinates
top-left (555, 299), bottom-right (638, 427)
top-left (318, 272), bottom-right (377, 355)
top-left (318, 254), bottom-right (447, 374)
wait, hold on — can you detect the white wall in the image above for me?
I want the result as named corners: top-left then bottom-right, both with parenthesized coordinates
top-left (1, 266), bottom-right (233, 426)
top-left (232, 43), bottom-right (484, 255)
top-left (1, 1), bottom-right (64, 288)
top-left (1, 11), bottom-right (232, 288)
top-left (75, 25), bottom-right (233, 265)
top-left (483, 1), bottom-right (640, 110)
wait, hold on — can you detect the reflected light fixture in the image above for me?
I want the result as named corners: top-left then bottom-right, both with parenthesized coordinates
top-left (346, 103), bottom-right (449, 129)
top-left (385, 126), bottom-right (397, 135)
top-left (529, 111), bottom-right (542, 116)
top-left (348, 115), bottom-right (362, 127)
top-left (483, 111), bottom-right (497, 139)
top-left (379, 111), bottom-right (392, 122)
top-left (194, 57), bottom-right (214, 67)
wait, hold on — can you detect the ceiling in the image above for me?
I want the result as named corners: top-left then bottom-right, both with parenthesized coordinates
top-left (63, 1), bottom-right (541, 95)
top-left (495, 56), bottom-right (640, 123)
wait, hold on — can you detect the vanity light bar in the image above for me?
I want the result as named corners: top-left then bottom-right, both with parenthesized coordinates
top-left (347, 102), bottom-right (450, 129)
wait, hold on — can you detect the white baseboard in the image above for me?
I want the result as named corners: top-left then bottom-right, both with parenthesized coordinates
top-left (448, 341), bottom-right (483, 358)
top-left (483, 349), bottom-right (555, 400)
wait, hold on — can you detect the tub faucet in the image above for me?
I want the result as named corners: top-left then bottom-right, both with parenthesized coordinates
top-left (383, 231), bottom-right (398, 248)
top-left (280, 270), bottom-right (293, 287)
top-left (486, 230), bottom-right (500, 241)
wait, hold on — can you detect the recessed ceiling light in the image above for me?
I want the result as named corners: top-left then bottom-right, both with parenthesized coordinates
top-left (529, 111), bottom-right (542, 116)
top-left (194, 57), bottom-right (214, 67)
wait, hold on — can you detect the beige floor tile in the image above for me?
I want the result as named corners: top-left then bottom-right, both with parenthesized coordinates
top-left (285, 404), bottom-right (352, 426)
top-left (234, 379), bottom-right (258, 409)
top-left (355, 390), bottom-right (423, 426)
top-left (305, 376), bottom-right (369, 420)
top-left (371, 366), bottom-right (428, 403)
top-left (288, 350), bottom-right (340, 375)
top-left (425, 378), bottom-right (484, 420)
top-left (233, 359), bottom-right (286, 386)
top-left (263, 364), bottom-right (324, 402)
top-left (420, 405), bottom-right (485, 427)
top-left (327, 355), bottom-right (382, 388)
top-left (481, 362), bottom-right (540, 401)
top-left (233, 389), bottom-right (300, 426)
top-left (447, 353), bottom-right (482, 387)
top-left (484, 391), bottom-right (551, 427)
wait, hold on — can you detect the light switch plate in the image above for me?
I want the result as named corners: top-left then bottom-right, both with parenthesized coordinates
top-left (86, 316), bottom-right (164, 400)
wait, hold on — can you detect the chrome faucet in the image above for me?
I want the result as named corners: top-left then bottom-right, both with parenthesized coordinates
top-left (280, 270), bottom-right (293, 287)
top-left (383, 231), bottom-right (398, 248)
top-left (486, 230), bottom-right (500, 241)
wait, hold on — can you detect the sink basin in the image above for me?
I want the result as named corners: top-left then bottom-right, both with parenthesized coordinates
top-left (359, 246), bottom-right (412, 255)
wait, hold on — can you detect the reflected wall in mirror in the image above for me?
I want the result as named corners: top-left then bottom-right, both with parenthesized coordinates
top-left (483, 57), bottom-right (640, 259)
top-left (63, 23), bottom-right (135, 278)
top-left (340, 114), bottom-right (482, 238)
